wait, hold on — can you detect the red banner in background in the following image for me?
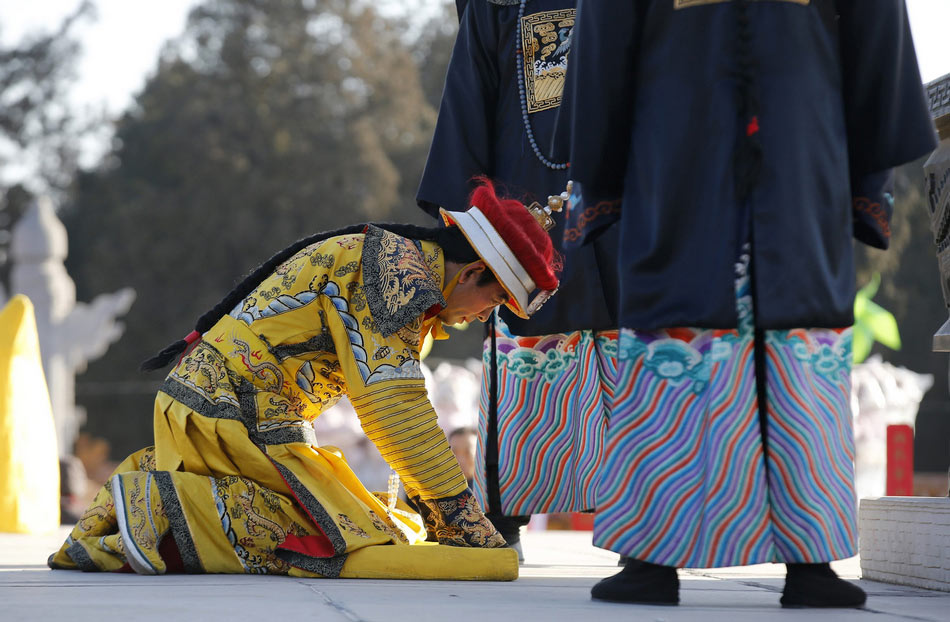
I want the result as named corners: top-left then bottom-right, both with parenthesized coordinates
top-left (886, 424), bottom-right (914, 496)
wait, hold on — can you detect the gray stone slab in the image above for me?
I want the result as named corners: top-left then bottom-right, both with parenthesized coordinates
top-left (4, 528), bottom-right (949, 622)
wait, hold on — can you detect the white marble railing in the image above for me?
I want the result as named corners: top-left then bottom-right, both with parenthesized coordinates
top-left (859, 496), bottom-right (950, 591)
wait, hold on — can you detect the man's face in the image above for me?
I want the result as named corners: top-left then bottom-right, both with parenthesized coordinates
top-left (438, 262), bottom-right (509, 326)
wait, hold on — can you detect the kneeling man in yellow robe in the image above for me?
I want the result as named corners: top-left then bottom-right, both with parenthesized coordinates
top-left (49, 179), bottom-right (560, 580)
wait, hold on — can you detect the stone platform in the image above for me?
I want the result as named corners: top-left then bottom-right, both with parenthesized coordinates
top-left (3, 528), bottom-right (949, 621)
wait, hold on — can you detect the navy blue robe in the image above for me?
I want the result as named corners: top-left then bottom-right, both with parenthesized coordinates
top-left (561, 0), bottom-right (936, 331)
top-left (416, 0), bottom-right (618, 336)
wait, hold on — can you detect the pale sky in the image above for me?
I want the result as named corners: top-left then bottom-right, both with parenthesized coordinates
top-left (0, 0), bottom-right (447, 117)
top-left (3, 0), bottom-right (947, 117)
top-left (1, 0), bottom-right (203, 115)
top-left (1, 0), bottom-right (948, 180)
top-left (906, 0), bottom-right (950, 84)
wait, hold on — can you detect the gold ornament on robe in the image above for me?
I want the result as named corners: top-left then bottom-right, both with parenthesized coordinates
top-left (527, 180), bottom-right (573, 232)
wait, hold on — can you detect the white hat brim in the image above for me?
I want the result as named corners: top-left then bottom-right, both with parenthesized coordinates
top-left (440, 207), bottom-right (534, 319)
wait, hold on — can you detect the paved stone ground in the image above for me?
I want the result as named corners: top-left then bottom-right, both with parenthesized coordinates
top-left (2, 528), bottom-right (948, 621)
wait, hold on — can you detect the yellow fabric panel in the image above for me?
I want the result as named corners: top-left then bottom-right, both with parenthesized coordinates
top-left (153, 392), bottom-right (284, 490)
top-left (334, 543), bottom-right (519, 581)
top-left (0, 295), bottom-right (59, 534)
top-left (276, 443), bottom-right (427, 545)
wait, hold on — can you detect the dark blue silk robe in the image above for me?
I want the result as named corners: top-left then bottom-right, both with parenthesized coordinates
top-left (562, 0), bottom-right (936, 331)
top-left (417, 0), bottom-right (618, 336)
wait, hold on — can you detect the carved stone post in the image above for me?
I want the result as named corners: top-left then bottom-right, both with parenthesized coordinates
top-left (925, 73), bottom-right (950, 350)
top-left (923, 73), bottom-right (950, 496)
top-left (858, 73), bottom-right (950, 594)
top-left (8, 197), bottom-right (135, 458)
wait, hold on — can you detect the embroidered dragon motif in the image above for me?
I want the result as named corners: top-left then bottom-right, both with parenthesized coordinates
top-left (229, 480), bottom-right (287, 543)
top-left (231, 338), bottom-right (284, 393)
top-left (182, 344), bottom-right (231, 396)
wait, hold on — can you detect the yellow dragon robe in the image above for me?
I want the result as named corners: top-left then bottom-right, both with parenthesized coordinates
top-left (50, 226), bottom-right (514, 580)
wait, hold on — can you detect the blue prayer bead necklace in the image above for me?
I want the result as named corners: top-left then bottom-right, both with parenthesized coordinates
top-left (516, 0), bottom-right (569, 170)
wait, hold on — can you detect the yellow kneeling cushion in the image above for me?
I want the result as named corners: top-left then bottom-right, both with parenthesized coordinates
top-left (289, 542), bottom-right (519, 581)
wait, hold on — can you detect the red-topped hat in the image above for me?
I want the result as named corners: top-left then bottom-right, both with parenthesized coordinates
top-left (439, 178), bottom-right (560, 319)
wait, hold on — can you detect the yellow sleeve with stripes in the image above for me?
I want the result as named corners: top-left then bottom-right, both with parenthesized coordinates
top-left (348, 381), bottom-right (468, 500)
top-left (323, 297), bottom-right (467, 501)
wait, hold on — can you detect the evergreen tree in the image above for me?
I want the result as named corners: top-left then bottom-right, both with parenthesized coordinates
top-left (62, 0), bottom-right (444, 455)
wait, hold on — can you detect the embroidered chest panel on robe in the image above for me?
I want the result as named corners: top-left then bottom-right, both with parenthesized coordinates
top-left (520, 8), bottom-right (574, 113)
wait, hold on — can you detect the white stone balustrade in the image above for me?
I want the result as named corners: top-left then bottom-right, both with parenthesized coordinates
top-left (859, 497), bottom-right (950, 591)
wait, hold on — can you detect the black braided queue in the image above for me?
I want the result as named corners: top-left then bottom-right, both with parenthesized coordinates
top-left (140, 223), bottom-right (481, 372)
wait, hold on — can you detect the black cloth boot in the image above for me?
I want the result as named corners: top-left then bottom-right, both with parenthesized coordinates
top-left (486, 513), bottom-right (529, 544)
top-left (486, 513), bottom-right (529, 562)
top-left (590, 558), bottom-right (679, 605)
top-left (781, 563), bottom-right (867, 608)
